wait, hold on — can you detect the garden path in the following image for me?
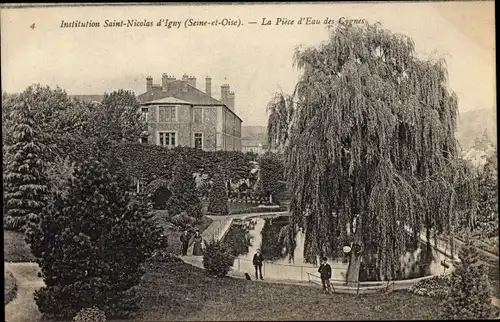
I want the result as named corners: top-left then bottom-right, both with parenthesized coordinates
top-left (180, 211), bottom-right (500, 308)
top-left (4, 262), bottom-right (44, 322)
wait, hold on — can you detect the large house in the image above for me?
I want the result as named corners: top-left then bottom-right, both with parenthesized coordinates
top-left (138, 73), bottom-right (243, 151)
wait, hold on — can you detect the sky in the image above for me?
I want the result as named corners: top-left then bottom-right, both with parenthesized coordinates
top-left (1, 2), bottom-right (496, 126)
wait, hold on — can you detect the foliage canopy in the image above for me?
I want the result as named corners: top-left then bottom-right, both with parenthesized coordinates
top-left (267, 22), bottom-right (477, 279)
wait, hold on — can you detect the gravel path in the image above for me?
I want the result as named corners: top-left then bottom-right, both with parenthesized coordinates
top-left (4, 262), bottom-right (44, 322)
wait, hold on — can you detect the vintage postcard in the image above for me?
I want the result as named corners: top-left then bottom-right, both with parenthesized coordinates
top-left (2, 1), bottom-right (497, 321)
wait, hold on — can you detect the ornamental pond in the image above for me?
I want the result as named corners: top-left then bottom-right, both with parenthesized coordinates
top-left (223, 214), bottom-right (453, 283)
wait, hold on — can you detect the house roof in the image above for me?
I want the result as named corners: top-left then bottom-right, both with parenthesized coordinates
top-left (138, 80), bottom-right (243, 122)
top-left (142, 97), bottom-right (192, 105)
top-left (69, 95), bottom-right (104, 103)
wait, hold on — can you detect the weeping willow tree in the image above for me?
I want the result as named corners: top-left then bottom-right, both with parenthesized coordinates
top-left (267, 22), bottom-right (478, 284)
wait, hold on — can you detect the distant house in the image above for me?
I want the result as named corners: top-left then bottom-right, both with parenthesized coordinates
top-left (242, 138), bottom-right (269, 155)
top-left (138, 73), bottom-right (243, 151)
top-left (68, 94), bottom-right (104, 104)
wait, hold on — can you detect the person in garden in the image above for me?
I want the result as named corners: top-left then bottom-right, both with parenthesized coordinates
top-left (180, 230), bottom-right (190, 256)
top-left (192, 229), bottom-right (203, 256)
top-left (253, 248), bottom-right (264, 280)
top-left (318, 257), bottom-right (332, 293)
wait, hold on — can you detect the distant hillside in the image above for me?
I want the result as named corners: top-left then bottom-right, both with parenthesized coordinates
top-left (241, 125), bottom-right (267, 140)
top-left (456, 108), bottom-right (497, 150)
top-left (243, 109), bottom-right (497, 152)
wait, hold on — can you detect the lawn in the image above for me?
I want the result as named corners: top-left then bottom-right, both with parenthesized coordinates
top-left (4, 230), bottom-right (36, 262)
top-left (107, 256), bottom-right (445, 321)
top-left (4, 269), bottom-right (17, 305)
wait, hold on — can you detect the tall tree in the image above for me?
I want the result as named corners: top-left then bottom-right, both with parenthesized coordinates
top-left (2, 85), bottom-right (88, 165)
top-left (4, 95), bottom-right (49, 232)
top-left (26, 156), bottom-right (166, 319)
top-left (165, 157), bottom-right (203, 218)
top-left (97, 90), bottom-right (146, 142)
top-left (207, 170), bottom-right (229, 216)
top-left (474, 150), bottom-right (498, 238)
top-left (267, 23), bottom-right (477, 284)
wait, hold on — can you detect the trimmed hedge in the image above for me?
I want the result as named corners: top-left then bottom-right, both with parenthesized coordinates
top-left (207, 172), bottom-right (229, 216)
top-left (230, 206), bottom-right (289, 215)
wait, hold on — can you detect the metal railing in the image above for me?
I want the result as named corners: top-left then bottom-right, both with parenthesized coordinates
top-left (228, 254), bottom-right (443, 292)
top-left (305, 272), bottom-right (396, 295)
top-left (229, 255), bottom-right (349, 282)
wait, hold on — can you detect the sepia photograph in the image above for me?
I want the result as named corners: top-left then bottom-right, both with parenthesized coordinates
top-left (1, 1), bottom-right (498, 321)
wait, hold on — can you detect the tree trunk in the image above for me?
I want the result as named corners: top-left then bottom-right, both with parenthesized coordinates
top-left (136, 178), bottom-right (140, 193)
top-left (346, 251), bottom-right (362, 287)
top-left (346, 217), bottom-right (363, 287)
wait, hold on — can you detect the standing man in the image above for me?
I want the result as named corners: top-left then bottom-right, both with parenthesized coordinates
top-left (318, 257), bottom-right (332, 293)
top-left (180, 230), bottom-right (190, 256)
top-left (253, 248), bottom-right (264, 280)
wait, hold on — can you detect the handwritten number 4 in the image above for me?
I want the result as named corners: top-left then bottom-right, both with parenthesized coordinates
top-left (30, 23), bottom-right (35, 30)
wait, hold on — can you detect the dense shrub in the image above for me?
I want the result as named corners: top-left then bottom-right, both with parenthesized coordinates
top-left (224, 224), bottom-right (252, 257)
top-left (26, 157), bottom-right (167, 319)
top-left (202, 238), bottom-right (233, 277)
top-left (169, 212), bottom-right (197, 230)
top-left (165, 158), bottom-right (202, 218)
top-left (408, 275), bottom-right (451, 299)
top-left (207, 171), bottom-right (229, 216)
top-left (143, 179), bottom-right (171, 209)
top-left (4, 270), bottom-right (17, 305)
top-left (443, 234), bottom-right (494, 319)
top-left (73, 307), bottom-right (106, 322)
top-left (230, 205), bottom-right (288, 215)
top-left (147, 249), bottom-right (184, 264)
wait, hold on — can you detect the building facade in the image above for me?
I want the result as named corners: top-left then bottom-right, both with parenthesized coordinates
top-left (241, 139), bottom-right (268, 155)
top-left (138, 73), bottom-right (242, 151)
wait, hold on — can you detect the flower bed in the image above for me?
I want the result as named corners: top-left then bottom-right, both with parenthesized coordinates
top-left (408, 274), bottom-right (450, 299)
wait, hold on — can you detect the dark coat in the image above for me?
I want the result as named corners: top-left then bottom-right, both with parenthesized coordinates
top-left (180, 233), bottom-right (190, 244)
top-left (318, 263), bottom-right (332, 279)
top-left (253, 253), bottom-right (264, 266)
top-left (192, 234), bottom-right (203, 256)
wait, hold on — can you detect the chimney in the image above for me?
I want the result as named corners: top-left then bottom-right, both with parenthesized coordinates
top-left (221, 84), bottom-right (230, 106)
top-left (162, 73), bottom-right (168, 91)
top-left (181, 74), bottom-right (189, 92)
top-left (205, 76), bottom-right (212, 97)
top-left (162, 74), bottom-right (176, 91)
top-left (188, 76), bottom-right (197, 88)
top-left (146, 76), bottom-right (153, 92)
top-left (228, 91), bottom-right (235, 111)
